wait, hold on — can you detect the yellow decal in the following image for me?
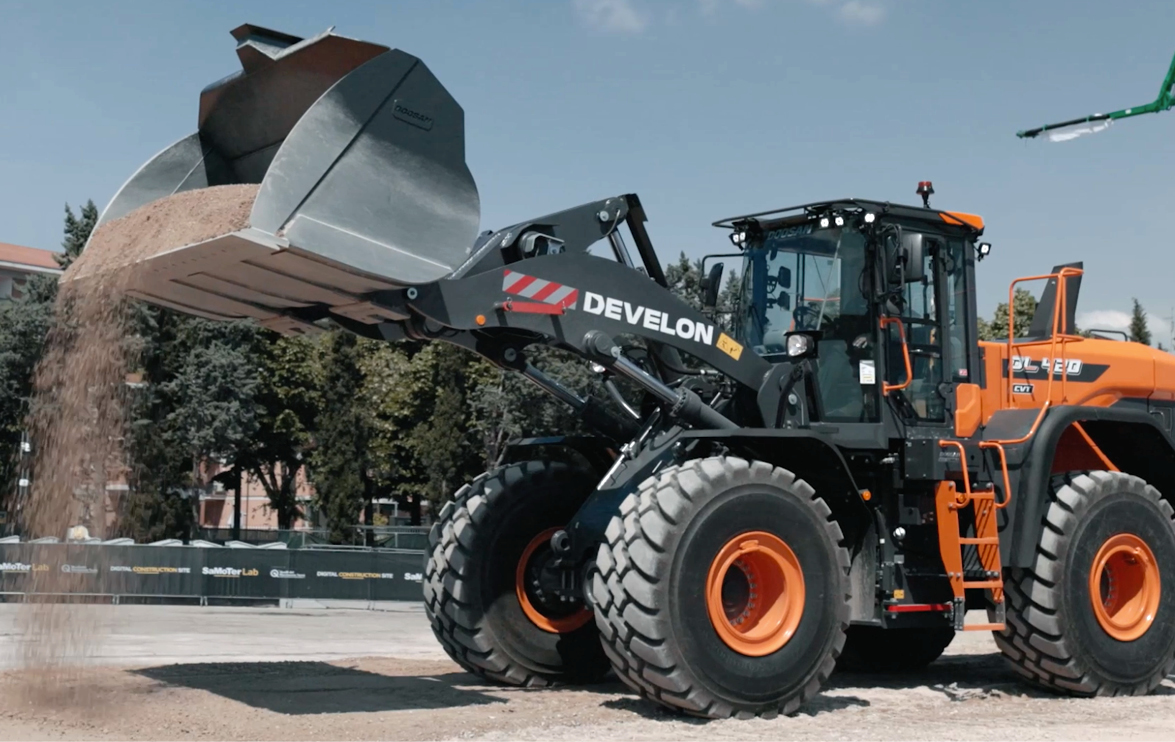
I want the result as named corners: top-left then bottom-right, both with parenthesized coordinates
top-left (717, 333), bottom-right (744, 361)
top-left (893, 589), bottom-right (905, 600)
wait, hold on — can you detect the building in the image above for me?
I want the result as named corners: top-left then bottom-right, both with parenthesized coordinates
top-left (0, 241), bottom-right (62, 303)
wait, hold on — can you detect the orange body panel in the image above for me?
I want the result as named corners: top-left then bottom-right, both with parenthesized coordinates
top-left (954, 383), bottom-right (982, 438)
top-left (977, 337), bottom-right (1175, 421)
top-left (939, 211), bottom-right (986, 230)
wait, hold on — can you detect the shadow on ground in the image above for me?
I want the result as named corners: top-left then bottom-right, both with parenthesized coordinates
top-left (135, 661), bottom-right (505, 715)
top-left (831, 651), bottom-right (1175, 701)
top-left (601, 692), bottom-right (870, 722)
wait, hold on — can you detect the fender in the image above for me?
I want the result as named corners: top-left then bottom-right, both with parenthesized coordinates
top-left (1008, 403), bottom-right (1175, 567)
top-left (502, 435), bottom-right (619, 476)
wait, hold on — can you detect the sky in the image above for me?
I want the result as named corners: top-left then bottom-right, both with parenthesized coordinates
top-left (2, 0), bottom-right (1174, 341)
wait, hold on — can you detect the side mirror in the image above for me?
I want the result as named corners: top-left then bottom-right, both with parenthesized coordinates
top-left (900, 232), bottom-right (926, 283)
top-left (777, 290), bottom-right (791, 311)
top-left (701, 262), bottom-right (724, 310)
top-left (777, 266), bottom-right (792, 290)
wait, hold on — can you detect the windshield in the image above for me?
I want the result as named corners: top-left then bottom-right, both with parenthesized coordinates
top-left (738, 223), bottom-right (869, 356)
top-left (737, 222), bottom-right (877, 423)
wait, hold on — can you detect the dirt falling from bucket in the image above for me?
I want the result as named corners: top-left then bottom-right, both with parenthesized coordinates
top-left (12, 185), bottom-right (259, 698)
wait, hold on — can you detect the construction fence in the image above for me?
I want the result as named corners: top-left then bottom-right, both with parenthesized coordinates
top-left (0, 541), bottom-right (427, 603)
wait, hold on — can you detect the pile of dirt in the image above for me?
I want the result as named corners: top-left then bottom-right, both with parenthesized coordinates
top-left (65, 184), bottom-right (259, 284)
top-left (12, 184), bottom-right (259, 690)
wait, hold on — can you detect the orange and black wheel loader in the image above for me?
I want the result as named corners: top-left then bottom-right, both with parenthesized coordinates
top-left (78, 24), bottom-right (1175, 718)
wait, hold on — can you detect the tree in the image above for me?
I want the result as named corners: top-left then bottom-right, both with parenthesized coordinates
top-left (0, 280), bottom-right (56, 501)
top-left (58, 201), bottom-right (99, 270)
top-left (0, 202), bottom-right (95, 512)
top-left (1129, 298), bottom-right (1152, 346)
top-left (118, 306), bottom-right (200, 542)
top-left (978, 288), bottom-right (1038, 340)
top-left (233, 333), bottom-right (322, 530)
top-left (309, 331), bottom-right (379, 543)
top-left (664, 252), bottom-right (705, 312)
top-left (161, 319), bottom-right (260, 533)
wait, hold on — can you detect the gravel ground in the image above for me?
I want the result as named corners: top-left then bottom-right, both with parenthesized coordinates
top-left (0, 603), bottom-right (1171, 741)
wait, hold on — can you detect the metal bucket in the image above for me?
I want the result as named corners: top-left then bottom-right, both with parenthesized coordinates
top-left (79, 24), bottom-right (480, 334)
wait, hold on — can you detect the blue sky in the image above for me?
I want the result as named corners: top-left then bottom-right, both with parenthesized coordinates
top-left (2, 0), bottom-right (1174, 340)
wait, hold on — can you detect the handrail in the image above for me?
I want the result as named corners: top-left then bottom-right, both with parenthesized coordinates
top-left (1005, 267), bottom-right (1084, 407)
top-left (979, 441), bottom-right (1014, 510)
top-left (938, 440), bottom-right (974, 507)
top-left (880, 317), bottom-right (913, 396)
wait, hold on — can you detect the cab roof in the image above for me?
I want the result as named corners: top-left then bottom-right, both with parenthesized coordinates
top-left (712, 198), bottom-right (985, 236)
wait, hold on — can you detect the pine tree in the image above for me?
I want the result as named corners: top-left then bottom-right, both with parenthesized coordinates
top-left (59, 200), bottom-right (99, 270)
top-left (1129, 298), bottom-right (1152, 346)
top-left (309, 331), bottom-right (376, 543)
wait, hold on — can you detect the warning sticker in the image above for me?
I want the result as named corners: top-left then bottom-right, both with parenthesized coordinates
top-left (717, 333), bottom-right (744, 361)
top-left (859, 360), bottom-right (876, 385)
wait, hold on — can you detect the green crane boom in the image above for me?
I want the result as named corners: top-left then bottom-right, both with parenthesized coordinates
top-left (1017, 50), bottom-right (1175, 140)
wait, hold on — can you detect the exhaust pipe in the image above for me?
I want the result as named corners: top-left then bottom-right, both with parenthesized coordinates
top-left (75, 24), bottom-right (480, 336)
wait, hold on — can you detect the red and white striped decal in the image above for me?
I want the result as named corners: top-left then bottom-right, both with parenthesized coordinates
top-left (502, 270), bottom-right (579, 310)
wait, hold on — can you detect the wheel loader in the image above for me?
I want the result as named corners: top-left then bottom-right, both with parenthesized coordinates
top-left (79, 24), bottom-right (1175, 718)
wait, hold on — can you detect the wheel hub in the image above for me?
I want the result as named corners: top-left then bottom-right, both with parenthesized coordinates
top-left (706, 531), bottom-right (805, 657)
top-left (515, 527), bottom-right (592, 634)
top-left (1089, 532), bottom-right (1161, 642)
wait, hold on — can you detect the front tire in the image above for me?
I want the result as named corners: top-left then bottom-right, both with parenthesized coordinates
top-left (424, 461), bottom-right (610, 686)
top-left (996, 470), bottom-right (1175, 695)
top-left (592, 456), bottom-right (851, 719)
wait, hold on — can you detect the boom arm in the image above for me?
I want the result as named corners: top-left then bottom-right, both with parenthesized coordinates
top-left (358, 194), bottom-right (772, 393)
top-left (1017, 50), bottom-right (1175, 139)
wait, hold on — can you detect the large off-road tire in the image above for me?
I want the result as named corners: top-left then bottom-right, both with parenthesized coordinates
top-left (592, 456), bottom-right (851, 719)
top-left (836, 625), bottom-right (955, 673)
top-left (424, 460), bottom-right (610, 687)
top-left (996, 470), bottom-right (1175, 695)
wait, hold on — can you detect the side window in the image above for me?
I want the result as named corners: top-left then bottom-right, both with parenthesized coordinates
top-left (943, 241), bottom-right (970, 383)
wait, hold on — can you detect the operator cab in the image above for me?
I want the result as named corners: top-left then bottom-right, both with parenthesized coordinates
top-left (712, 189), bottom-right (987, 429)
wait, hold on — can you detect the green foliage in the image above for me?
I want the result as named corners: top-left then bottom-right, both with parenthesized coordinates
top-left (308, 331), bottom-right (377, 543)
top-left (1130, 298), bottom-right (1152, 346)
top-left (161, 320), bottom-right (261, 470)
top-left (118, 306), bottom-right (200, 541)
top-left (59, 200), bottom-right (99, 270)
top-left (0, 282), bottom-right (55, 498)
top-left (0, 202), bottom-right (96, 505)
top-left (234, 333), bottom-right (322, 529)
top-left (977, 288), bottom-right (1038, 340)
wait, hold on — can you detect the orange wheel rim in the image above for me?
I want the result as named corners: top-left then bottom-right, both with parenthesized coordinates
top-left (705, 531), bottom-right (804, 657)
top-left (1089, 533), bottom-right (1161, 642)
top-left (515, 527), bottom-right (592, 634)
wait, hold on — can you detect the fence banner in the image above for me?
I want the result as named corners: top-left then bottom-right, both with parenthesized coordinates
top-left (0, 543), bottom-right (427, 602)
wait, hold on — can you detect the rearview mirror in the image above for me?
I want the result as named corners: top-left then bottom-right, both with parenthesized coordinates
top-left (701, 262), bottom-right (724, 310)
top-left (900, 232), bottom-right (926, 284)
top-left (777, 266), bottom-right (792, 290)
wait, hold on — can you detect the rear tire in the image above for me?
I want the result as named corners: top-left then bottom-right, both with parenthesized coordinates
top-left (592, 456), bottom-right (850, 719)
top-left (836, 625), bottom-right (955, 673)
top-left (996, 470), bottom-right (1175, 695)
top-left (424, 461), bottom-right (609, 687)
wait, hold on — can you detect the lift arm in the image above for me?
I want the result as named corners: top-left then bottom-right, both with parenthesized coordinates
top-left (350, 195), bottom-right (773, 428)
top-left (1017, 50), bottom-right (1175, 140)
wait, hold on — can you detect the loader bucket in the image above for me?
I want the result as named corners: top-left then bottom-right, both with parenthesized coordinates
top-left (72, 24), bottom-right (480, 334)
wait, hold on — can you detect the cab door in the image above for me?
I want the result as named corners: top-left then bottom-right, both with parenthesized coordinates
top-left (883, 237), bottom-right (975, 426)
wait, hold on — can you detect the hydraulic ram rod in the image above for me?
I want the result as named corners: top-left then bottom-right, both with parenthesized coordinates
top-left (583, 331), bottom-right (737, 430)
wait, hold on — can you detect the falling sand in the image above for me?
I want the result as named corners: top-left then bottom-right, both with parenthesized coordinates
top-left (12, 185), bottom-right (259, 697)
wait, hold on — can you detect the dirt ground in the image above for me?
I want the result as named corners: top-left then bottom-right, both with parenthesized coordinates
top-left (0, 604), bottom-right (1171, 741)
